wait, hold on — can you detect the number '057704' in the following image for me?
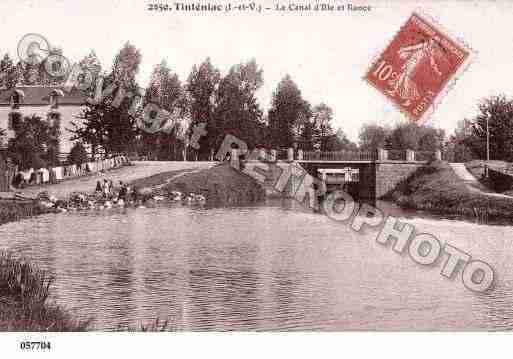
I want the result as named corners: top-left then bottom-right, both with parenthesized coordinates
top-left (20, 341), bottom-right (51, 350)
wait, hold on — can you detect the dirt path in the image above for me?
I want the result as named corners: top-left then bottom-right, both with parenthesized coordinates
top-left (14, 161), bottom-right (215, 199)
top-left (449, 163), bottom-right (513, 199)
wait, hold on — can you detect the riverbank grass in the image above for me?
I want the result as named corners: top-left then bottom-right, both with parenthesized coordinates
top-left (0, 199), bottom-right (51, 226)
top-left (388, 160), bottom-right (513, 222)
top-left (0, 252), bottom-right (88, 331)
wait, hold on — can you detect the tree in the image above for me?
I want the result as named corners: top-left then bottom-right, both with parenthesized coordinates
top-left (0, 54), bottom-right (18, 89)
top-left (71, 43), bottom-right (142, 156)
top-left (214, 59), bottom-right (265, 150)
top-left (72, 101), bottom-right (139, 156)
top-left (7, 115), bottom-right (57, 170)
top-left (467, 95), bottom-right (513, 162)
top-left (46, 112), bottom-right (61, 166)
top-left (299, 119), bottom-right (319, 151)
top-left (358, 124), bottom-right (390, 150)
top-left (68, 142), bottom-right (89, 165)
top-left (387, 123), bottom-right (444, 151)
top-left (112, 42), bottom-right (141, 89)
top-left (141, 60), bottom-right (190, 160)
top-left (186, 58), bottom-right (221, 159)
top-left (324, 128), bottom-right (358, 151)
top-left (444, 121), bottom-right (475, 162)
top-left (268, 75), bottom-right (310, 148)
top-left (70, 102), bottom-right (106, 158)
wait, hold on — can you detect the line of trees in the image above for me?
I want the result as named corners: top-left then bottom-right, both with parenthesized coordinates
top-left (445, 95), bottom-right (513, 163)
top-left (3, 40), bottom-right (509, 166)
top-left (358, 123), bottom-right (445, 153)
top-left (357, 94), bottom-right (513, 163)
top-left (66, 43), bottom-right (357, 160)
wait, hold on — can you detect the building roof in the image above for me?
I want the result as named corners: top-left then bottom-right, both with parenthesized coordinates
top-left (0, 86), bottom-right (86, 106)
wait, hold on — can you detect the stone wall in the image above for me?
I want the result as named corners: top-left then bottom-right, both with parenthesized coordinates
top-left (375, 161), bottom-right (426, 198)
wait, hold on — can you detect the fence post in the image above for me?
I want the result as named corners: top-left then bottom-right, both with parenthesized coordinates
top-left (230, 148), bottom-right (239, 170)
top-left (258, 148), bottom-right (266, 161)
top-left (435, 150), bottom-right (442, 161)
top-left (269, 149), bottom-right (277, 162)
top-left (378, 148), bottom-right (388, 161)
top-left (406, 149), bottom-right (415, 162)
top-left (287, 148), bottom-right (294, 162)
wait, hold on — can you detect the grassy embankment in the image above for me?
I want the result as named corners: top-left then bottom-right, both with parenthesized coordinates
top-left (387, 160), bottom-right (513, 223)
top-left (163, 163), bottom-right (265, 205)
top-left (466, 160), bottom-right (513, 196)
top-left (0, 252), bottom-right (89, 331)
top-left (131, 163), bottom-right (266, 206)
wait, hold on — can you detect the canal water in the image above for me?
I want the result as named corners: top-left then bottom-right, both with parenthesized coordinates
top-left (1, 199), bottom-right (512, 330)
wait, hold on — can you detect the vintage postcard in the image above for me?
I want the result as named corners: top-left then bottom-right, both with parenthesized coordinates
top-left (0, 0), bottom-right (513, 357)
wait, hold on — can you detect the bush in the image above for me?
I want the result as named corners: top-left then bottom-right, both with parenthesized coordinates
top-left (67, 142), bottom-right (89, 166)
top-left (0, 200), bottom-right (50, 225)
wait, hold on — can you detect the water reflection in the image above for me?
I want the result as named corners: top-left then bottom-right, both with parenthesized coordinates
top-left (0, 200), bottom-right (513, 330)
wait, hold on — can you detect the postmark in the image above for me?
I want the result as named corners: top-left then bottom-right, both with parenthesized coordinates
top-left (365, 11), bottom-right (472, 123)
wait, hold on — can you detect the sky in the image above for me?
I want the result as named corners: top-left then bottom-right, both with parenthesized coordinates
top-left (0, 0), bottom-right (512, 142)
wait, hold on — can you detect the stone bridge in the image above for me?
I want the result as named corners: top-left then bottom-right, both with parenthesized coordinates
top-left (235, 148), bottom-right (441, 202)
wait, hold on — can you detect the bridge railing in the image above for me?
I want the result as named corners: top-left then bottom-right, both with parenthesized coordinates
top-left (414, 151), bottom-right (436, 162)
top-left (387, 149), bottom-right (407, 161)
top-left (302, 150), bottom-right (376, 161)
top-left (252, 148), bottom-right (441, 162)
top-left (276, 149), bottom-right (289, 161)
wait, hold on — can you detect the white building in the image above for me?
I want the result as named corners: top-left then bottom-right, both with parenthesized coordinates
top-left (0, 85), bottom-right (86, 154)
top-left (0, 50), bottom-right (101, 155)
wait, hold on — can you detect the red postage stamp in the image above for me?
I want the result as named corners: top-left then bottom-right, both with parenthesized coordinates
top-left (365, 12), bottom-right (471, 123)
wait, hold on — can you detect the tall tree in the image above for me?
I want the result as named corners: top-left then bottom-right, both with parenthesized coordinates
top-left (299, 118), bottom-right (319, 151)
top-left (67, 142), bottom-right (89, 166)
top-left (112, 42), bottom-right (141, 89)
top-left (214, 59), bottom-right (265, 150)
top-left (71, 43), bottom-right (142, 156)
top-left (186, 58), bottom-right (221, 159)
top-left (141, 60), bottom-right (190, 159)
top-left (268, 75), bottom-right (310, 148)
top-left (7, 115), bottom-right (57, 170)
top-left (358, 124), bottom-right (390, 150)
top-left (324, 128), bottom-right (358, 151)
top-left (0, 54), bottom-right (18, 89)
top-left (467, 95), bottom-right (513, 162)
top-left (444, 120), bottom-right (475, 163)
top-left (387, 123), bottom-right (444, 151)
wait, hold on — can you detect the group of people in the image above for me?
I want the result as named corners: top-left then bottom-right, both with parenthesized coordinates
top-left (94, 179), bottom-right (139, 204)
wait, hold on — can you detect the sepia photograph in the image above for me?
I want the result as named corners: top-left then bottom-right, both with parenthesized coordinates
top-left (0, 0), bottom-right (512, 357)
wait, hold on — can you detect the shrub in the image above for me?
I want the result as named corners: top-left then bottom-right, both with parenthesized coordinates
top-left (0, 252), bottom-right (89, 331)
top-left (67, 142), bottom-right (89, 166)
